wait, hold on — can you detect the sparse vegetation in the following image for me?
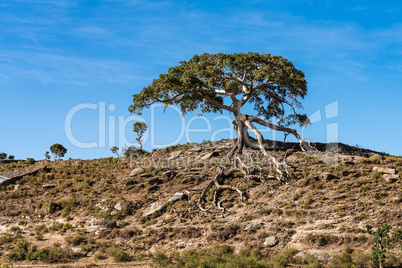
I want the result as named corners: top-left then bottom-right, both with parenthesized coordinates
top-left (0, 140), bottom-right (401, 266)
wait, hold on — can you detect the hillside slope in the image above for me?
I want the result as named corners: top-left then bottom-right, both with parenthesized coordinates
top-left (0, 139), bottom-right (401, 267)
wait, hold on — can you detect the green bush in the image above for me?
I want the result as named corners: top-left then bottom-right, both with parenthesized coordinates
top-left (151, 245), bottom-right (321, 268)
top-left (112, 250), bottom-right (131, 262)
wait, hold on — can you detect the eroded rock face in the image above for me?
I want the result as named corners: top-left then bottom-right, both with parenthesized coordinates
top-left (168, 151), bottom-right (182, 160)
top-left (167, 192), bottom-right (187, 203)
top-left (200, 151), bottom-right (219, 160)
top-left (373, 167), bottom-right (397, 174)
top-left (147, 177), bottom-right (161, 185)
top-left (143, 202), bottom-right (166, 217)
top-left (130, 168), bottom-right (144, 177)
top-left (383, 174), bottom-right (399, 183)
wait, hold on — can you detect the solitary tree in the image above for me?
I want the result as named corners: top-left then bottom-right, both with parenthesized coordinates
top-left (50, 144), bottom-right (67, 160)
top-left (0, 152), bottom-right (7, 160)
top-left (44, 151), bottom-right (51, 160)
top-left (110, 146), bottom-right (120, 156)
top-left (133, 122), bottom-right (148, 150)
top-left (129, 53), bottom-right (313, 180)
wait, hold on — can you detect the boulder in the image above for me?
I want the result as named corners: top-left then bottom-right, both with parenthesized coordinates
top-left (392, 197), bottom-right (401, 203)
top-left (147, 185), bottom-right (159, 192)
top-left (244, 222), bottom-right (263, 231)
top-left (318, 173), bottom-right (338, 180)
top-left (167, 192), bottom-right (187, 203)
top-left (143, 202), bottom-right (166, 217)
top-left (130, 168), bottom-right (144, 177)
top-left (189, 147), bottom-right (202, 152)
top-left (263, 236), bottom-right (277, 247)
top-left (163, 170), bottom-right (176, 178)
top-left (373, 167), bottom-right (397, 174)
top-left (42, 183), bottom-right (56, 189)
top-left (383, 174), bottom-right (399, 183)
top-left (147, 177), bottom-right (161, 185)
top-left (168, 151), bottom-right (182, 160)
top-left (200, 151), bottom-right (219, 160)
top-left (114, 201), bottom-right (124, 211)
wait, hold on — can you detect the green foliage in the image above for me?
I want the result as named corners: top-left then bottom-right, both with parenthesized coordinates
top-left (26, 158), bottom-right (35, 164)
top-left (363, 225), bottom-right (402, 267)
top-left (110, 146), bottom-right (120, 156)
top-left (0, 152), bottom-right (7, 159)
top-left (112, 250), bottom-right (131, 262)
top-left (8, 155), bottom-right (14, 160)
top-left (50, 143), bottom-right (67, 160)
top-left (151, 245), bottom-right (319, 268)
top-left (129, 52), bottom-right (307, 128)
top-left (44, 151), bottom-right (51, 160)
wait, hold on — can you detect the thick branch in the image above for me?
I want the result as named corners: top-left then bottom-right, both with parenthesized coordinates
top-left (244, 115), bottom-right (309, 152)
top-left (243, 120), bottom-right (287, 181)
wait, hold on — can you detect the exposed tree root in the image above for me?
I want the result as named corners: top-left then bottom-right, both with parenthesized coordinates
top-left (197, 167), bottom-right (245, 213)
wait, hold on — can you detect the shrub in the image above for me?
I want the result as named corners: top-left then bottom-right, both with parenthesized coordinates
top-left (112, 250), bottom-right (131, 262)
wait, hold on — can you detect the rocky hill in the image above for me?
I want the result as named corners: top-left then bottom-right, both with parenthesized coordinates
top-left (0, 139), bottom-right (401, 267)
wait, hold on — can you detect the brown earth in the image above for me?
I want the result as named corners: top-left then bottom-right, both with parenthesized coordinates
top-left (0, 139), bottom-right (401, 267)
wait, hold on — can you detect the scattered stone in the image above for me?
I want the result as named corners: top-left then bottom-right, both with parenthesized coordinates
top-left (143, 202), bottom-right (166, 217)
top-left (114, 201), bottom-right (124, 211)
top-left (318, 173), bottom-right (338, 180)
top-left (126, 179), bottom-right (137, 186)
top-left (263, 236), bottom-right (277, 247)
top-left (191, 162), bottom-right (204, 168)
top-left (200, 151), bottom-right (219, 160)
top-left (140, 173), bottom-right (153, 178)
top-left (392, 197), bottom-right (401, 203)
top-left (383, 174), bottom-right (399, 183)
top-left (110, 211), bottom-right (118, 216)
top-left (244, 222), bottom-right (263, 231)
top-left (147, 185), bottom-right (159, 192)
top-left (189, 147), bottom-right (202, 152)
top-left (147, 177), bottom-right (161, 185)
top-left (373, 167), bottom-right (397, 174)
top-left (90, 218), bottom-right (99, 226)
top-left (341, 170), bottom-right (349, 176)
top-left (42, 183), bottom-right (56, 189)
top-left (163, 170), bottom-right (176, 178)
top-left (167, 192), bottom-right (187, 203)
top-left (71, 247), bottom-right (81, 253)
top-left (177, 241), bottom-right (187, 248)
top-left (130, 168), bottom-right (144, 177)
top-left (168, 151), bottom-right (182, 160)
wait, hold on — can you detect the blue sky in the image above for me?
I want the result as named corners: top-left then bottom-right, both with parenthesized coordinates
top-left (0, 0), bottom-right (401, 160)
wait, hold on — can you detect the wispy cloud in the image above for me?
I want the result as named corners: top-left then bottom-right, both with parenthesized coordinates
top-left (0, 50), bottom-right (151, 86)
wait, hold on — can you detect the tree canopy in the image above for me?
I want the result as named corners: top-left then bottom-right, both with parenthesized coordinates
top-left (133, 122), bottom-right (147, 150)
top-left (50, 144), bottom-right (67, 160)
top-left (130, 52), bottom-right (307, 118)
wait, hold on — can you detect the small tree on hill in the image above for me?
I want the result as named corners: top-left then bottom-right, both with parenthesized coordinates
top-left (44, 151), bottom-right (51, 160)
top-left (50, 144), bottom-right (67, 160)
top-left (0, 152), bottom-right (7, 160)
top-left (133, 122), bottom-right (147, 150)
top-left (110, 146), bottom-right (120, 156)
